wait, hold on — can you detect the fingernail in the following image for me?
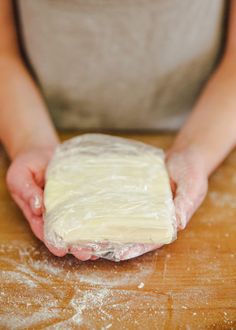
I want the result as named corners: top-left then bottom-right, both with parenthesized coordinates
top-left (30, 195), bottom-right (42, 210)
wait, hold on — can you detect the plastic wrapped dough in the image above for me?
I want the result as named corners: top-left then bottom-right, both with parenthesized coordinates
top-left (44, 134), bottom-right (176, 261)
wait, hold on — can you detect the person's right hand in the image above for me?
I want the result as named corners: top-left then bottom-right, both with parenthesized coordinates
top-left (6, 147), bottom-right (55, 242)
top-left (6, 146), bottom-right (99, 260)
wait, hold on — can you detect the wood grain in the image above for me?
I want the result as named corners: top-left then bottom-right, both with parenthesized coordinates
top-left (0, 133), bottom-right (235, 330)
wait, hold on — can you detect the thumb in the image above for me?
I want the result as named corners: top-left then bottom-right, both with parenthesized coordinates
top-left (173, 176), bottom-right (208, 230)
top-left (7, 165), bottom-right (44, 216)
top-left (11, 193), bottom-right (44, 241)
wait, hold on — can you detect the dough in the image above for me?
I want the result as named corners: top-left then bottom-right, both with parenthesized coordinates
top-left (44, 134), bottom-right (176, 259)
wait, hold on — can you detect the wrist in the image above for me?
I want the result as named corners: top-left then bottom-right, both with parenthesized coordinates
top-left (166, 142), bottom-right (210, 178)
top-left (9, 132), bottom-right (59, 160)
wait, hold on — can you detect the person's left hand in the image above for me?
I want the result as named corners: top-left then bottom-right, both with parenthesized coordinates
top-left (166, 146), bottom-right (209, 230)
top-left (113, 146), bottom-right (209, 261)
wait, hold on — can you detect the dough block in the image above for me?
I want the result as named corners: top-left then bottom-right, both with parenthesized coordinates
top-left (44, 134), bottom-right (176, 260)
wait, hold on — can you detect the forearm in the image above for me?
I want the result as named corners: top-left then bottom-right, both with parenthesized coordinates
top-left (170, 55), bottom-right (236, 176)
top-left (0, 55), bottom-right (59, 159)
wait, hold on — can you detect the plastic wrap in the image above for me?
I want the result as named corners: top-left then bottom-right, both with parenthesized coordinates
top-left (44, 134), bottom-right (176, 261)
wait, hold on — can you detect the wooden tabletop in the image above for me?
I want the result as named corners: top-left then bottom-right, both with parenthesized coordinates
top-left (0, 133), bottom-right (235, 330)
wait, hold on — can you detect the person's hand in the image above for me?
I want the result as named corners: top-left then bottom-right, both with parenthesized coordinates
top-left (6, 146), bottom-right (99, 261)
top-left (69, 146), bottom-right (210, 262)
top-left (104, 147), bottom-right (209, 261)
top-left (106, 146), bottom-right (209, 261)
top-left (6, 145), bottom-right (208, 262)
top-left (6, 147), bottom-right (55, 242)
top-left (166, 147), bottom-right (208, 229)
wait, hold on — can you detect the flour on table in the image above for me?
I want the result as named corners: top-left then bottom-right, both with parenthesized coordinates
top-left (1, 241), bottom-right (235, 329)
top-left (0, 241), bottom-right (158, 329)
top-left (209, 191), bottom-right (236, 209)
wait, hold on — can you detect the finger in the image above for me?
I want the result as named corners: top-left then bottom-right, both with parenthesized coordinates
top-left (30, 215), bottom-right (44, 241)
top-left (70, 247), bottom-right (93, 261)
top-left (12, 193), bottom-right (44, 241)
top-left (173, 194), bottom-right (191, 229)
top-left (174, 179), bottom-right (208, 229)
top-left (169, 178), bottom-right (177, 197)
top-left (34, 168), bottom-right (46, 188)
top-left (90, 256), bottom-right (99, 260)
top-left (44, 241), bottom-right (67, 257)
top-left (30, 194), bottom-right (44, 216)
top-left (118, 243), bottom-right (162, 261)
top-left (7, 165), bottom-right (44, 216)
top-left (73, 253), bottom-right (92, 261)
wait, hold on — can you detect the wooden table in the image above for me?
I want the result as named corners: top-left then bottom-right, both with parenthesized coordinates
top-left (0, 133), bottom-right (235, 330)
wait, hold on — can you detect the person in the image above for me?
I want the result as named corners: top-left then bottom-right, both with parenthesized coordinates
top-left (0, 0), bottom-right (235, 261)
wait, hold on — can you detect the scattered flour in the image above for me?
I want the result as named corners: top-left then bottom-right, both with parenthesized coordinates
top-left (0, 308), bottom-right (59, 329)
top-left (137, 282), bottom-right (144, 289)
top-left (0, 241), bottom-right (157, 329)
top-left (0, 270), bottom-right (37, 288)
top-left (1, 239), bottom-right (235, 329)
top-left (209, 191), bottom-right (236, 209)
